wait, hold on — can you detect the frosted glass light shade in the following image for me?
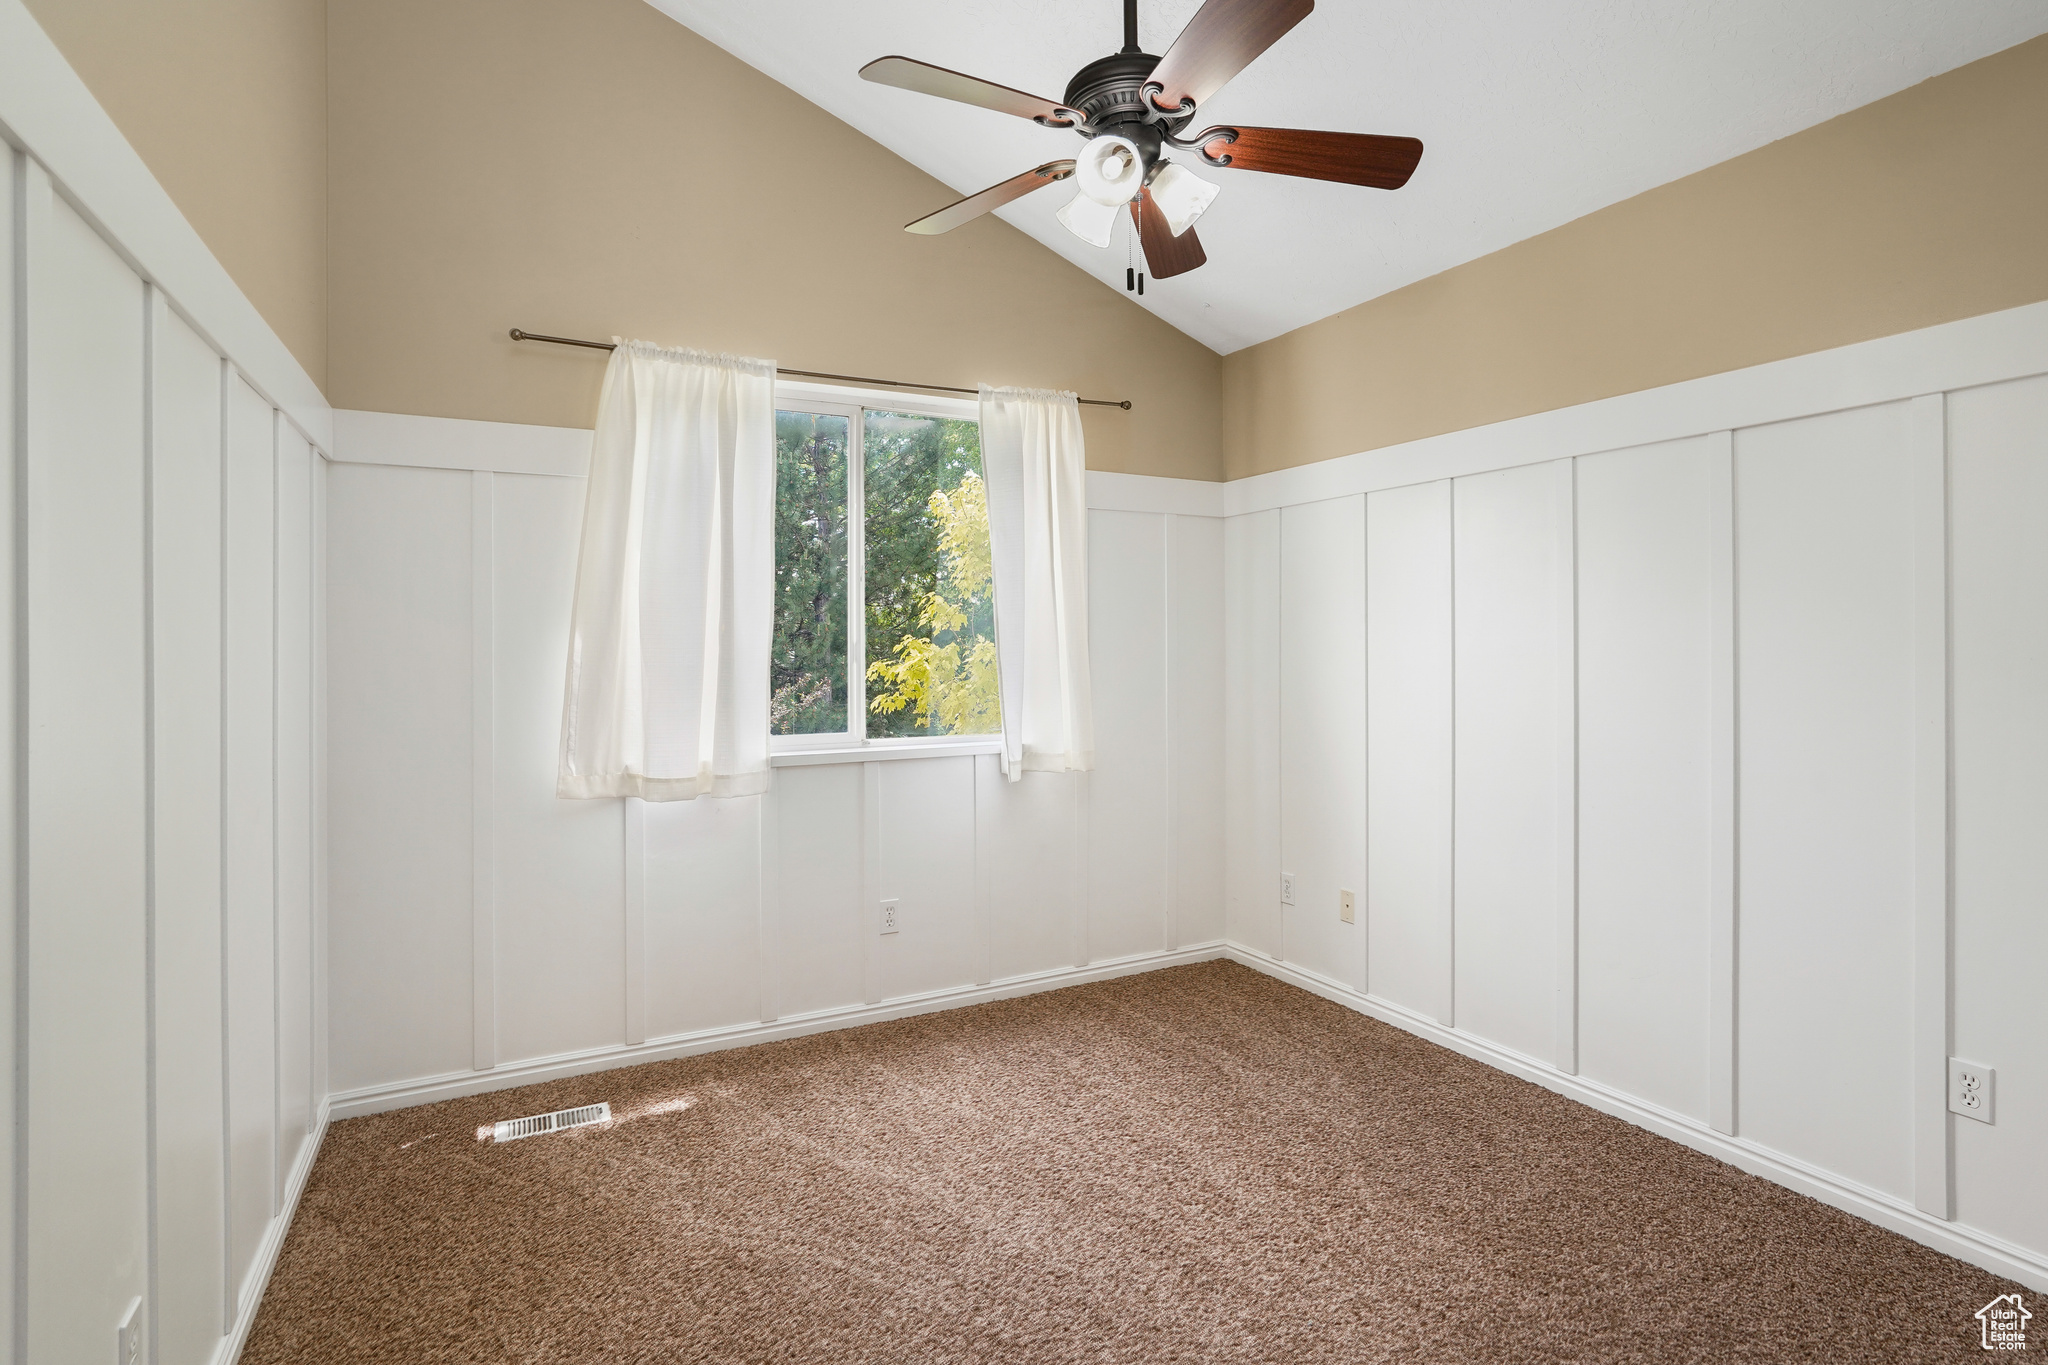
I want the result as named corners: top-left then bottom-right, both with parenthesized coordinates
top-left (1057, 192), bottom-right (1121, 249)
top-left (1148, 162), bottom-right (1219, 237)
top-left (1074, 135), bottom-right (1144, 206)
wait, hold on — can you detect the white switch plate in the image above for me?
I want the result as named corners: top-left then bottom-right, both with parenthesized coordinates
top-left (1339, 889), bottom-right (1356, 924)
top-left (1949, 1058), bottom-right (1994, 1124)
top-left (1280, 873), bottom-right (1295, 906)
top-left (115, 1297), bottom-right (142, 1365)
top-left (879, 899), bottom-right (899, 936)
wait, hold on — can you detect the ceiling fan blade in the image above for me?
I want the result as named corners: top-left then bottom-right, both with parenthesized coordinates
top-left (860, 56), bottom-right (1080, 126)
top-left (1129, 188), bottom-right (1207, 279)
top-left (1146, 0), bottom-right (1314, 115)
top-left (905, 161), bottom-right (1077, 235)
top-left (1193, 126), bottom-right (1424, 189)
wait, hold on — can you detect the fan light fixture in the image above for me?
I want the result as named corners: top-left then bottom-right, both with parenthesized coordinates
top-left (1056, 194), bottom-right (1122, 249)
top-left (1058, 134), bottom-right (1145, 248)
top-left (1146, 162), bottom-right (1218, 238)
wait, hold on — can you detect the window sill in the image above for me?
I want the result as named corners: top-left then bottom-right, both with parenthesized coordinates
top-left (769, 738), bottom-right (1003, 768)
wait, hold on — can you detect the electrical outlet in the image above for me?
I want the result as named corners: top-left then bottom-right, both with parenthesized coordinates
top-left (1280, 873), bottom-right (1295, 906)
top-left (115, 1298), bottom-right (142, 1365)
top-left (1949, 1058), bottom-right (1995, 1124)
top-left (1339, 889), bottom-right (1356, 925)
top-left (879, 899), bottom-right (899, 936)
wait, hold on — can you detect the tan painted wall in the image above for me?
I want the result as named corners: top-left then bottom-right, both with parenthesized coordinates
top-left (23, 0), bottom-right (330, 389)
top-left (1221, 34), bottom-right (2048, 481)
top-left (325, 0), bottom-right (1223, 480)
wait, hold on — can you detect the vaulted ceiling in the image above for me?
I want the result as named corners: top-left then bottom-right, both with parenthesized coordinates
top-left (646, 0), bottom-right (2048, 354)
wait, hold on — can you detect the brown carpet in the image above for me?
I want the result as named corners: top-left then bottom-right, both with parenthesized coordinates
top-left (247, 961), bottom-right (2019, 1363)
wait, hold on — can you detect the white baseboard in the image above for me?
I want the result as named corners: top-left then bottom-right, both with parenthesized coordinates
top-left (214, 1098), bottom-right (331, 1365)
top-left (1224, 945), bottom-right (2048, 1293)
top-left (328, 942), bottom-right (1231, 1120)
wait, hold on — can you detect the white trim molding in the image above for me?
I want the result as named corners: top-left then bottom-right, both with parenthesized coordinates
top-left (1223, 298), bottom-right (2048, 516)
top-left (331, 408), bottom-right (1228, 519)
top-left (208, 1103), bottom-right (327, 1365)
top-left (1225, 947), bottom-right (2048, 1294)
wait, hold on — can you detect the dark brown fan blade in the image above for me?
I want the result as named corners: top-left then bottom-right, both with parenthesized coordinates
top-left (1195, 126), bottom-right (1423, 189)
top-left (905, 161), bottom-right (1076, 235)
top-left (861, 56), bottom-right (1080, 126)
top-left (1146, 0), bottom-right (1314, 115)
top-left (1129, 188), bottom-right (1207, 278)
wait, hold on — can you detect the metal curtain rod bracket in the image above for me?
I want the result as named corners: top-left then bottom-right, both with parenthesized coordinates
top-left (509, 329), bottom-right (1133, 410)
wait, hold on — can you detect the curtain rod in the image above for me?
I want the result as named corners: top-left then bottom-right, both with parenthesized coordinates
top-left (509, 330), bottom-right (1133, 410)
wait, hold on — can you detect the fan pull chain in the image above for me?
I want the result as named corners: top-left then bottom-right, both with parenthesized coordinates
top-left (1125, 228), bottom-right (1145, 296)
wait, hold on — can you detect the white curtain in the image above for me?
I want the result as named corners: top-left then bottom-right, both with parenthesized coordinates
top-left (558, 341), bottom-right (776, 800)
top-left (979, 385), bottom-right (1094, 780)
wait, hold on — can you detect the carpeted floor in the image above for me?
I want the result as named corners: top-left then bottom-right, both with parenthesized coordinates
top-left (246, 961), bottom-right (2019, 1363)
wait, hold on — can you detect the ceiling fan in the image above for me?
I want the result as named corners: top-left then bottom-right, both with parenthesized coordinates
top-left (860, 0), bottom-right (1424, 280)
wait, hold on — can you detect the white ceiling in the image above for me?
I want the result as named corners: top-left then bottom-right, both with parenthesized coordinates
top-left (645, 0), bottom-right (2048, 355)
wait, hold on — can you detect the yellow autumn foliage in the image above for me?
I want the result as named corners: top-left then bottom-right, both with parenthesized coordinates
top-left (867, 473), bottom-right (1002, 733)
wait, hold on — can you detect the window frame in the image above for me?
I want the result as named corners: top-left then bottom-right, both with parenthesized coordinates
top-left (768, 381), bottom-right (1000, 762)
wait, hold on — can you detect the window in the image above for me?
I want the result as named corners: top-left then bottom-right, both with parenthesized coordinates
top-left (770, 398), bottom-right (1000, 750)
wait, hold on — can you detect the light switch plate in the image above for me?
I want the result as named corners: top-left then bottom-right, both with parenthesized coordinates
top-left (1949, 1058), bottom-right (1994, 1124)
top-left (1339, 889), bottom-right (1356, 924)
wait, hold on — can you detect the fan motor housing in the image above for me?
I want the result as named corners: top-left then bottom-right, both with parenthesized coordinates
top-left (1063, 51), bottom-right (1169, 162)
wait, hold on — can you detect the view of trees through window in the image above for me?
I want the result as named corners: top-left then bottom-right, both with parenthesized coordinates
top-left (769, 411), bottom-right (848, 734)
top-left (770, 407), bottom-right (1000, 740)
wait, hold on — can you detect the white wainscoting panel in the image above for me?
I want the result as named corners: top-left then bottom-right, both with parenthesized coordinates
top-left (147, 299), bottom-right (229, 1365)
top-left (326, 429), bottom-right (1227, 1126)
top-left (1222, 511), bottom-right (1281, 960)
top-left (23, 187), bottom-right (151, 1365)
top-left (1573, 437), bottom-right (1720, 1124)
top-left (1220, 334), bottom-right (2048, 1285)
top-left (1451, 460), bottom-right (1575, 1068)
top-left (1085, 511), bottom-right (1171, 966)
top-left (978, 763), bottom-right (1082, 983)
top-left (3, 29), bottom-right (330, 1356)
top-left (0, 145), bottom-right (15, 1362)
top-left (224, 376), bottom-right (279, 1310)
top-left (1167, 515), bottom-right (1226, 951)
top-left (644, 795), bottom-right (763, 1039)
top-left (1277, 496), bottom-right (1367, 990)
top-left (325, 463), bottom-right (476, 1092)
top-left (489, 470), bottom-right (627, 1066)
top-left (276, 435), bottom-right (317, 1207)
top-left (1947, 373), bottom-right (2048, 1260)
top-left (1363, 480), bottom-right (1454, 1025)
top-left (772, 763), bottom-right (866, 1019)
top-left (877, 758), bottom-right (981, 999)
top-left (1734, 403), bottom-right (1919, 1202)
top-left (3, 142), bottom-right (327, 1364)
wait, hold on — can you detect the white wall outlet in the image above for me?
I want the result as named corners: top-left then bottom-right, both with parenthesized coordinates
top-left (1280, 873), bottom-right (1295, 906)
top-left (879, 899), bottom-right (899, 936)
top-left (1949, 1058), bottom-right (1995, 1124)
top-left (1339, 889), bottom-right (1356, 924)
top-left (115, 1297), bottom-right (142, 1365)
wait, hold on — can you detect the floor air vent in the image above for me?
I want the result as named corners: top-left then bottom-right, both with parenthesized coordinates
top-left (492, 1102), bottom-right (611, 1143)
